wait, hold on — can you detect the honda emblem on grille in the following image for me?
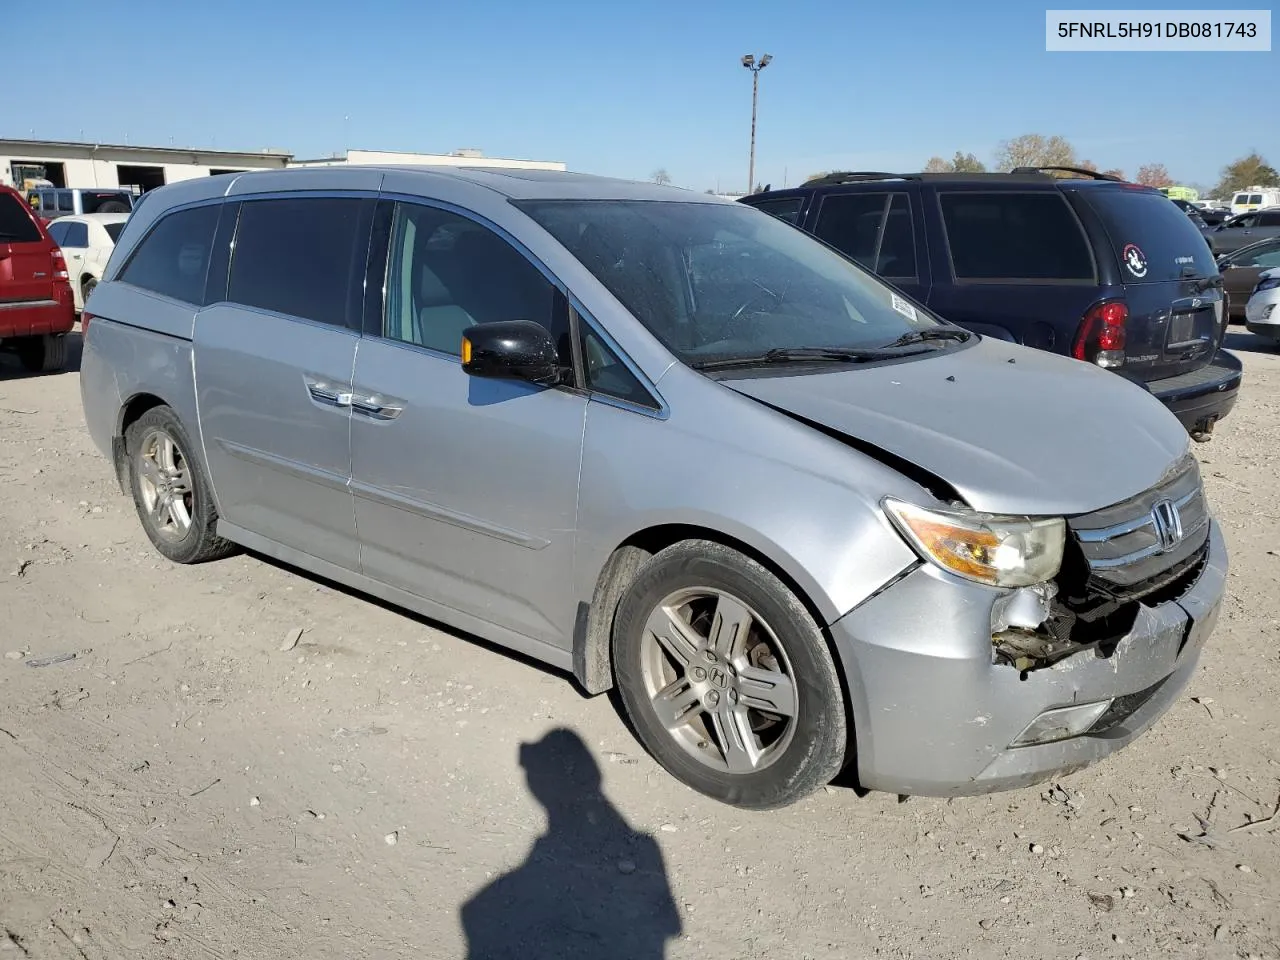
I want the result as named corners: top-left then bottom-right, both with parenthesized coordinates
top-left (1151, 499), bottom-right (1184, 552)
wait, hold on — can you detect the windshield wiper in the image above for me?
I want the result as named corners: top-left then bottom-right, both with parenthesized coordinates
top-left (882, 327), bottom-right (972, 348)
top-left (690, 346), bottom-right (905, 371)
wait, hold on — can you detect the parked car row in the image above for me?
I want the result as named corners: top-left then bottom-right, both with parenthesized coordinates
top-left (742, 167), bottom-right (1240, 441)
top-left (74, 166), bottom-right (1227, 809)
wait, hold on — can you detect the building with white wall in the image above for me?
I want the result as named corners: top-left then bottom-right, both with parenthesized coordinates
top-left (0, 140), bottom-right (567, 195)
top-left (0, 139), bottom-right (292, 193)
top-left (290, 147), bottom-right (566, 171)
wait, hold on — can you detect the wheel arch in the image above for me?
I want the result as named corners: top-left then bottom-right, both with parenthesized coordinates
top-left (111, 392), bottom-right (172, 495)
top-left (572, 522), bottom-right (840, 697)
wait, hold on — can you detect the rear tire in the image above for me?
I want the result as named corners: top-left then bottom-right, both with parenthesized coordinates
top-left (81, 276), bottom-right (97, 312)
top-left (126, 406), bottom-right (237, 564)
top-left (16, 334), bottom-right (67, 373)
top-left (612, 540), bottom-right (847, 809)
top-left (97, 200), bottom-right (130, 214)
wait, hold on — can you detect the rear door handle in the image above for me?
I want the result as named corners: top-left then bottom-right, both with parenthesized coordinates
top-left (350, 395), bottom-right (404, 421)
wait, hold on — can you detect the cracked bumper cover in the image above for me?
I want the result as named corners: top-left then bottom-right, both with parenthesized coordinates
top-left (830, 521), bottom-right (1227, 796)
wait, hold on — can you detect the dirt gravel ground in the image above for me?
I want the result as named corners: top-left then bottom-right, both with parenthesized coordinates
top-left (1, 329), bottom-right (1278, 960)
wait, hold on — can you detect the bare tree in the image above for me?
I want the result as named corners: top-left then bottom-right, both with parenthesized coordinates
top-left (1102, 168), bottom-right (1127, 180)
top-left (804, 171), bottom-right (833, 183)
top-left (1135, 163), bottom-right (1174, 188)
top-left (1213, 152), bottom-right (1280, 197)
top-left (923, 156), bottom-right (951, 173)
top-left (994, 134), bottom-right (1077, 171)
top-left (651, 168), bottom-right (672, 186)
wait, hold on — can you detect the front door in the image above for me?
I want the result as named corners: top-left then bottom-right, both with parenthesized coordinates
top-left (350, 200), bottom-right (586, 648)
top-left (193, 196), bottom-right (375, 570)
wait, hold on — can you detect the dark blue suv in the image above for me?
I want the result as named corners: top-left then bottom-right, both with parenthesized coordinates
top-left (741, 168), bottom-right (1242, 440)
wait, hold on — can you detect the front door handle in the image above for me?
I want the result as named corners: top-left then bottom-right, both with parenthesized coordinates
top-left (350, 395), bottom-right (404, 421)
top-left (305, 377), bottom-right (352, 408)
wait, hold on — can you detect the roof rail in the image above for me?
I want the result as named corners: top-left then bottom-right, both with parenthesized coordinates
top-left (1010, 165), bottom-right (1125, 182)
top-left (802, 171), bottom-right (917, 187)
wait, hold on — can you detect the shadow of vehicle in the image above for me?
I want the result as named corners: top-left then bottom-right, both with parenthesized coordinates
top-left (459, 728), bottom-right (682, 959)
top-left (1223, 331), bottom-right (1279, 355)
top-left (0, 330), bottom-right (83, 379)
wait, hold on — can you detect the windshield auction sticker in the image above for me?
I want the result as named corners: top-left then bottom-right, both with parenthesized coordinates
top-left (1046, 9), bottom-right (1271, 50)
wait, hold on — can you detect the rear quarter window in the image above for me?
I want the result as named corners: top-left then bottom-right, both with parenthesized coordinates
top-left (749, 197), bottom-right (805, 225)
top-left (119, 203), bottom-right (222, 304)
top-left (938, 192), bottom-right (1094, 282)
top-left (0, 193), bottom-right (43, 243)
top-left (1081, 188), bottom-right (1217, 283)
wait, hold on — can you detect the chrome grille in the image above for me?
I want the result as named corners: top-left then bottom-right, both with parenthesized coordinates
top-left (1068, 454), bottom-right (1210, 597)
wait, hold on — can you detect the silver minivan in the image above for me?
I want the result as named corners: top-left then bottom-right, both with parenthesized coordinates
top-left (80, 167), bottom-right (1227, 809)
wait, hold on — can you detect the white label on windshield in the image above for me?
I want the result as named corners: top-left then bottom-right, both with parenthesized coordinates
top-left (891, 293), bottom-right (918, 323)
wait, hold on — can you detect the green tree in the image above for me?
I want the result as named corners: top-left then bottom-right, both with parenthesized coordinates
top-left (923, 156), bottom-right (951, 173)
top-left (1213, 152), bottom-right (1280, 197)
top-left (994, 134), bottom-right (1077, 171)
top-left (950, 151), bottom-right (986, 173)
top-left (1136, 163), bottom-right (1174, 188)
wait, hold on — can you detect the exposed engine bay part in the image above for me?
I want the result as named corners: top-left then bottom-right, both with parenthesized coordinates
top-left (990, 581), bottom-right (1082, 671)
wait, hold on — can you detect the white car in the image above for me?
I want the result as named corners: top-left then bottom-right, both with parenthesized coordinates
top-left (1244, 267), bottom-right (1280, 342)
top-left (45, 213), bottom-right (130, 312)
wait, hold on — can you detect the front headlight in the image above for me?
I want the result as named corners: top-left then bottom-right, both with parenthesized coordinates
top-left (883, 498), bottom-right (1066, 588)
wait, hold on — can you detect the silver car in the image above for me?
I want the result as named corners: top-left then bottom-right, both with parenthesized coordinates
top-left (80, 167), bottom-right (1227, 809)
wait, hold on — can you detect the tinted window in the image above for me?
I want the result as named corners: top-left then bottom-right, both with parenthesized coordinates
top-left (751, 197), bottom-right (804, 225)
top-left (0, 193), bottom-right (42, 243)
top-left (813, 193), bottom-right (887, 269)
top-left (61, 221), bottom-right (89, 247)
top-left (120, 203), bottom-right (220, 304)
top-left (229, 197), bottom-right (367, 326)
top-left (580, 325), bottom-right (656, 408)
top-left (57, 191), bottom-right (75, 212)
top-left (45, 220), bottom-right (69, 245)
top-left (1082, 188), bottom-right (1217, 282)
top-left (520, 200), bottom-right (947, 367)
top-left (80, 191), bottom-right (132, 214)
top-left (940, 192), bottom-right (1094, 281)
top-left (1259, 211), bottom-right (1280, 227)
top-left (383, 202), bottom-right (566, 357)
top-left (104, 222), bottom-right (125, 244)
top-left (1249, 195), bottom-right (1263, 205)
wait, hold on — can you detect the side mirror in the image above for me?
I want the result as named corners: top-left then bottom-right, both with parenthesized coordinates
top-left (461, 320), bottom-right (561, 385)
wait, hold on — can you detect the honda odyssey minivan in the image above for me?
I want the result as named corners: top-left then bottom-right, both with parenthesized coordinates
top-left (80, 167), bottom-right (1227, 809)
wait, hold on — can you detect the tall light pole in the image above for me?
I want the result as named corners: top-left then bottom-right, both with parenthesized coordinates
top-left (741, 53), bottom-right (772, 195)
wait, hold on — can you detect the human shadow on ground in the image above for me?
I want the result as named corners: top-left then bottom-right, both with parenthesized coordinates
top-left (460, 728), bottom-right (682, 959)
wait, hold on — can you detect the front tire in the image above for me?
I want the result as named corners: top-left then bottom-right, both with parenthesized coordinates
top-left (612, 540), bottom-right (847, 809)
top-left (16, 334), bottom-right (66, 373)
top-left (126, 406), bottom-right (236, 564)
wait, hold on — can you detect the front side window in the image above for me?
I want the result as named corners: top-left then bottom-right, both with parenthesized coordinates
top-left (119, 203), bottom-right (221, 304)
top-left (518, 199), bottom-right (947, 367)
top-left (750, 197), bottom-right (804, 225)
top-left (939, 192), bottom-right (1094, 281)
top-left (382, 203), bottom-right (568, 359)
top-left (1229, 214), bottom-right (1258, 229)
top-left (228, 197), bottom-right (368, 327)
top-left (1233, 241), bottom-right (1280, 269)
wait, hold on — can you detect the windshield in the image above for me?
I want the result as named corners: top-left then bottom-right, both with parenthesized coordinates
top-left (518, 200), bottom-right (946, 365)
top-left (1081, 188), bottom-right (1217, 282)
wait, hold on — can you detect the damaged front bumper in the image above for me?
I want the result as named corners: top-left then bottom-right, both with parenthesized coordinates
top-left (830, 520), bottom-right (1227, 797)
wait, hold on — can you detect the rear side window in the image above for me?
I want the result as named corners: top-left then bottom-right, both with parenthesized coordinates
top-left (939, 192), bottom-right (1094, 281)
top-left (1259, 211), bottom-right (1280, 227)
top-left (1081, 188), bottom-right (1217, 282)
top-left (228, 197), bottom-right (368, 327)
top-left (750, 197), bottom-right (804, 225)
top-left (104, 222), bottom-right (125, 244)
top-left (1249, 194), bottom-right (1263, 205)
top-left (57, 191), bottom-right (75, 212)
top-left (119, 203), bottom-right (221, 304)
top-left (0, 193), bottom-right (43, 243)
top-left (61, 222), bottom-right (89, 247)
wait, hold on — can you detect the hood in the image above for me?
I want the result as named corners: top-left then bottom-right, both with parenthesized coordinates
top-left (719, 338), bottom-right (1190, 517)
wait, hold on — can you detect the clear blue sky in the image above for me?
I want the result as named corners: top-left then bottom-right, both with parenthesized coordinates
top-left (3, 0), bottom-right (1275, 193)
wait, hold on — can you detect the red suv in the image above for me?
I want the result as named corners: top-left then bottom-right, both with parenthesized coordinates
top-left (0, 185), bottom-right (75, 372)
